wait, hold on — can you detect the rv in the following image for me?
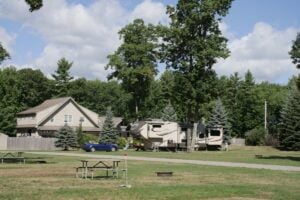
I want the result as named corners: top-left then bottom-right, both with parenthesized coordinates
top-left (198, 126), bottom-right (224, 149)
top-left (131, 120), bottom-right (224, 151)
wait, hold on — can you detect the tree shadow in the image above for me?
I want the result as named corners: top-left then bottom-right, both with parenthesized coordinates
top-left (256, 155), bottom-right (300, 162)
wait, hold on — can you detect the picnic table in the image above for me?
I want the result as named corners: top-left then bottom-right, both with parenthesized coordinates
top-left (76, 159), bottom-right (121, 179)
top-left (1, 152), bottom-right (25, 164)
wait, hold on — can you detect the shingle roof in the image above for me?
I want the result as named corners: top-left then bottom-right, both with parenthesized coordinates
top-left (17, 97), bottom-right (71, 115)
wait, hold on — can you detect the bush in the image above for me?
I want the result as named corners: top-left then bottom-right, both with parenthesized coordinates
top-left (118, 137), bottom-right (127, 149)
top-left (245, 127), bottom-right (267, 146)
top-left (81, 133), bottom-right (99, 144)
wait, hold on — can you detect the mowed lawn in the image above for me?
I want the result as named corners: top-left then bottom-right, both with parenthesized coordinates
top-left (0, 146), bottom-right (300, 200)
top-left (65, 145), bottom-right (300, 167)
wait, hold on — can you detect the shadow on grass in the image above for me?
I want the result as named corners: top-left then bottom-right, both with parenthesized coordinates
top-left (257, 155), bottom-right (300, 162)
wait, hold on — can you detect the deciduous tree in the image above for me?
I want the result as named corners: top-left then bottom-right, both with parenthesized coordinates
top-left (106, 19), bottom-right (159, 119)
top-left (162, 0), bottom-right (233, 122)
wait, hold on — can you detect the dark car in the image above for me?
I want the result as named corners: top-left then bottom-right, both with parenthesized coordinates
top-left (82, 143), bottom-right (118, 152)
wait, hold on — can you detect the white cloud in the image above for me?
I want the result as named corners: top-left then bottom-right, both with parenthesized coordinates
top-left (0, 26), bottom-right (16, 55)
top-left (216, 22), bottom-right (299, 83)
top-left (129, 0), bottom-right (168, 24)
top-left (0, 0), bottom-right (168, 80)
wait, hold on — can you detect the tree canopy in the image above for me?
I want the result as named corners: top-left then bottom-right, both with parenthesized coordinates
top-left (162, 0), bottom-right (233, 122)
top-left (279, 81), bottom-right (300, 150)
top-left (106, 19), bottom-right (160, 120)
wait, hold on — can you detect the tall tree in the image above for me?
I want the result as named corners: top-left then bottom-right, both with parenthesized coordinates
top-left (52, 58), bottom-right (74, 97)
top-left (100, 107), bottom-right (118, 144)
top-left (289, 32), bottom-right (300, 90)
top-left (106, 19), bottom-right (159, 119)
top-left (162, 0), bottom-right (232, 122)
top-left (236, 71), bottom-right (262, 137)
top-left (279, 82), bottom-right (300, 150)
top-left (17, 68), bottom-right (53, 108)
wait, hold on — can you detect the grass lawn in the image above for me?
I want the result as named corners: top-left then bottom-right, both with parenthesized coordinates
top-left (62, 145), bottom-right (300, 167)
top-left (0, 146), bottom-right (300, 200)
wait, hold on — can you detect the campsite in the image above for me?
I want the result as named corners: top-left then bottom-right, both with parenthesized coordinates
top-left (1, 146), bottom-right (300, 200)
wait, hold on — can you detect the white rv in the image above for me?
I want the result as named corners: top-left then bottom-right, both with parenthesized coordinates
top-left (131, 120), bottom-right (181, 150)
top-left (131, 120), bottom-right (224, 150)
top-left (198, 126), bottom-right (224, 148)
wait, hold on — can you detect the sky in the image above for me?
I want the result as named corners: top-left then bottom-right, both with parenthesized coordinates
top-left (0, 0), bottom-right (299, 84)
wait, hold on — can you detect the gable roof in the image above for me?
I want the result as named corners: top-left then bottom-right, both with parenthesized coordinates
top-left (17, 97), bottom-right (100, 128)
top-left (17, 97), bottom-right (70, 115)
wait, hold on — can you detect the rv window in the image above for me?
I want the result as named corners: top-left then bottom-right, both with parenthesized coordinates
top-left (210, 130), bottom-right (220, 136)
top-left (152, 125), bottom-right (161, 128)
top-left (199, 133), bottom-right (205, 138)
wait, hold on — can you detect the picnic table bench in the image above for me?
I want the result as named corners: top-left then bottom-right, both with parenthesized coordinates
top-left (1, 152), bottom-right (25, 164)
top-left (76, 159), bottom-right (121, 179)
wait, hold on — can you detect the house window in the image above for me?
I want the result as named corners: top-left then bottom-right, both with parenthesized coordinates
top-left (64, 115), bottom-right (72, 123)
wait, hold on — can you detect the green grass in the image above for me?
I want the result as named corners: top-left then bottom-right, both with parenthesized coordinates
top-left (0, 147), bottom-right (300, 200)
top-left (59, 145), bottom-right (300, 167)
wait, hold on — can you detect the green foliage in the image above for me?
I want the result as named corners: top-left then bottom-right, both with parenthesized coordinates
top-left (106, 19), bottom-right (160, 119)
top-left (25, 0), bottom-right (43, 12)
top-left (289, 33), bottom-right (300, 90)
top-left (52, 58), bottom-right (74, 97)
top-left (81, 133), bottom-right (99, 144)
top-left (55, 125), bottom-right (78, 150)
top-left (76, 124), bottom-right (84, 146)
top-left (118, 137), bottom-right (127, 149)
top-left (162, 0), bottom-right (232, 122)
top-left (0, 43), bottom-right (10, 64)
top-left (100, 107), bottom-right (118, 144)
top-left (245, 127), bottom-right (267, 146)
top-left (289, 32), bottom-right (300, 69)
top-left (279, 83), bottom-right (300, 150)
top-left (207, 98), bottom-right (232, 137)
top-left (161, 103), bottom-right (177, 122)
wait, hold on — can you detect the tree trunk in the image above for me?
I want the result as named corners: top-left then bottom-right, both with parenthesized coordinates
top-left (190, 123), bottom-right (197, 152)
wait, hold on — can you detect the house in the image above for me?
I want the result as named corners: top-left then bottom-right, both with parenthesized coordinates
top-left (16, 97), bottom-right (122, 137)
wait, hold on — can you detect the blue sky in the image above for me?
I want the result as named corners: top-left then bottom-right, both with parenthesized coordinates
top-left (0, 0), bottom-right (299, 83)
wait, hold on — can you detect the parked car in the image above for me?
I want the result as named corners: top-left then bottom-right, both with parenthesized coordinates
top-left (82, 143), bottom-right (118, 152)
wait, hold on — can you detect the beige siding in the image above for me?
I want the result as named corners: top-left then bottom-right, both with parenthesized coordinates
top-left (79, 105), bottom-right (99, 125)
top-left (36, 104), bottom-right (61, 124)
top-left (17, 115), bottom-right (37, 125)
top-left (43, 102), bottom-right (96, 128)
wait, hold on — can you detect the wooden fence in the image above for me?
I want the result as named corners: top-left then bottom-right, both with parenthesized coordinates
top-left (6, 137), bottom-right (58, 151)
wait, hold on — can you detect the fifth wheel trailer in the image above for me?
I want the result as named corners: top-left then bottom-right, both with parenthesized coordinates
top-left (131, 120), bottom-right (224, 151)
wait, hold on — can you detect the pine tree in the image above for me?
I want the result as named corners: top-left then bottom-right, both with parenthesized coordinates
top-left (100, 107), bottom-right (118, 144)
top-left (207, 98), bottom-right (232, 141)
top-left (161, 103), bottom-right (177, 122)
top-left (279, 83), bottom-right (300, 150)
top-left (55, 125), bottom-right (78, 150)
top-left (52, 58), bottom-right (74, 97)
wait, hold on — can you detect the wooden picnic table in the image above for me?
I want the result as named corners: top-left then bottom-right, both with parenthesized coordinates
top-left (76, 159), bottom-right (121, 179)
top-left (1, 151), bottom-right (25, 164)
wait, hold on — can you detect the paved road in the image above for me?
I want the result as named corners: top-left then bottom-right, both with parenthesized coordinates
top-left (28, 151), bottom-right (300, 172)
